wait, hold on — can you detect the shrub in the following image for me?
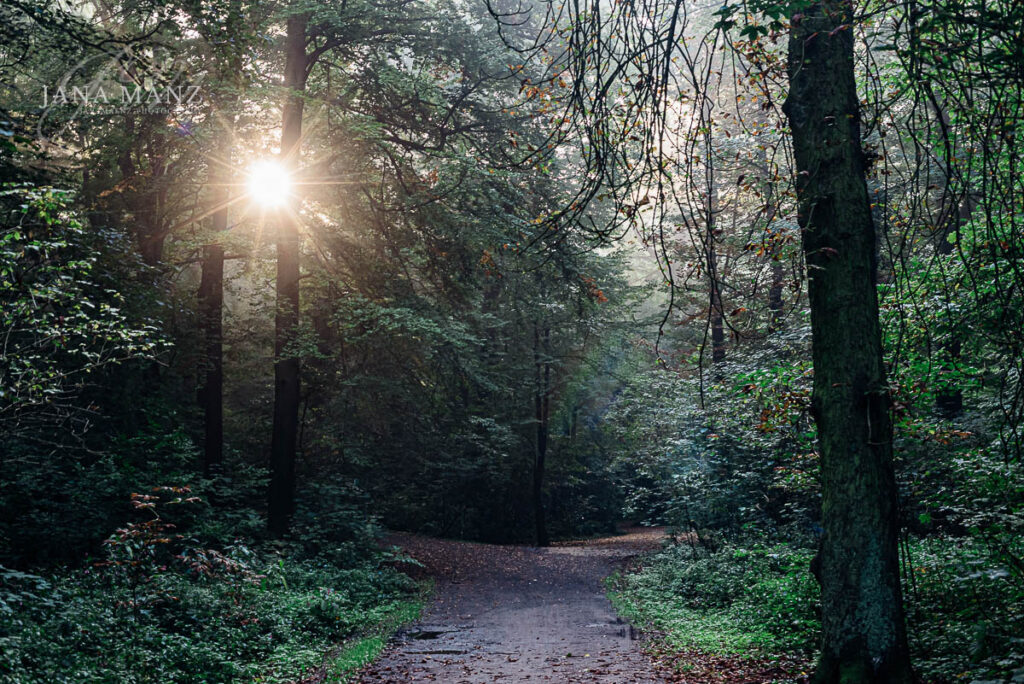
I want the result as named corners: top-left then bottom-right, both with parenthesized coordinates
top-left (610, 542), bottom-right (820, 655)
top-left (0, 492), bottom-right (419, 683)
top-left (613, 535), bottom-right (1024, 682)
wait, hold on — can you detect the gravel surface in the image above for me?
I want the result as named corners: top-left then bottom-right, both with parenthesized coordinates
top-left (357, 528), bottom-right (667, 683)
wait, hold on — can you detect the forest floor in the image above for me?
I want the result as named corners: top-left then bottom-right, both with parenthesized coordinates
top-left (355, 526), bottom-right (667, 682)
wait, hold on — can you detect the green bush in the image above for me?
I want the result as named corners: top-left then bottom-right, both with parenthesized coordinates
top-left (0, 493), bottom-right (420, 683)
top-left (613, 536), bottom-right (1024, 681)
top-left (0, 555), bottom-right (419, 683)
top-left (610, 542), bottom-right (819, 654)
top-left (903, 537), bottom-right (1024, 681)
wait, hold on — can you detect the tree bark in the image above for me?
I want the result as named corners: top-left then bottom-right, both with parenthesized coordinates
top-left (268, 9), bottom-right (308, 537)
top-left (933, 197), bottom-right (967, 419)
top-left (709, 246), bottom-right (726, 366)
top-left (782, 2), bottom-right (915, 682)
top-left (703, 85), bottom-right (726, 371)
top-left (139, 231), bottom-right (166, 266)
top-left (933, 187), bottom-right (976, 420)
top-left (116, 135), bottom-right (167, 267)
top-left (768, 259), bottom-right (785, 332)
top-left (708, 180), bottom-right (726, 369)
top-left (761, 145), bottom-right (785, 333)
top-left (198, 0), bottom-right (245, 481)
top-left (198, 240), bottom-right (225, 476)
top-left (140, 146), bottom-right (169, 266)
top-left (533, 324), bottom-right (551, 547)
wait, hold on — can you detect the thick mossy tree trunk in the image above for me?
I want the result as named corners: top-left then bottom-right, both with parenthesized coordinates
top-left (268, 10), bottom-right (308, 537)
top-left (781, 2), bottom-right (915, 682)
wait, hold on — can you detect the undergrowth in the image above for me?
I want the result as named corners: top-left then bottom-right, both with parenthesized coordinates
top-left (0, 490), bottom-right (423, 683)
top-left (610, 536), bottom-right (1024, 682)
top-left (608, 542), bottom-right (819, 656)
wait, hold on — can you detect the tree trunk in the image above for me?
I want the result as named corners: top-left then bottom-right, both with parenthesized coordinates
top-left (761, 145), bottom-right (785, 333)
top-left (198, 241), bottom-right (224, 476)
top-left (139, 231), bottom-right (166, 266)
top-left (199, 23), bottom-right (243, 478)
top-left (933, 195), bottom-right (966, 419)
top-left (268, 9), bottom-right (308, 537)
top-left (768, 259), bottom-right (784, 332)
top-left (708, 181), bottom-right (726, 369)
top-left (533, 324), bottom-right (551, 547)
top-left (140, 149), bottom-right (168, 266)
top-left (702, 88), bottom-right (726, 371)
top-left (933, 190), bottom-right (976, 420)
top-left (709, 247), bottom-right (726, 366)
top-left (782, 2), bottom-right (915, 682)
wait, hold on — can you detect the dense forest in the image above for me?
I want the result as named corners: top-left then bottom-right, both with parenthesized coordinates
top-left (1, 0), bottom-right (1022, 682)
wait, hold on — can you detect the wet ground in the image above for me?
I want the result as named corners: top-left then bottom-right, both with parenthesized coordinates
top-left (356, 527), bottom-right (667, 683)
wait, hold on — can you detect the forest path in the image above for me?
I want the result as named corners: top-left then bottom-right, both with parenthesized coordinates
top-left (356, 527), bottom-right (667, 683)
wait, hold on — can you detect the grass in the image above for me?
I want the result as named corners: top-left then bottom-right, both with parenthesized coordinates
top-left (317, 589), bottom-right (427, 683)
top-left (608, 585), bottom-right (777, 653)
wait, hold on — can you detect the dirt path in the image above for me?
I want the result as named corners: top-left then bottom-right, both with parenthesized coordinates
top-left (357, 528), bottom-right (667, 683)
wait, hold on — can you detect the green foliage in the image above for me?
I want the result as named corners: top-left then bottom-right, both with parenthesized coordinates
top-left (903, 537), bottom-right (1024, 681)
top-left (0, 493), bottom-right (421, 683)
top-left (615, 535), bottom-right (1024, 681)
top-left (596, 329), bottom-right (819, 539)
top-left (712, 0), bottom-right (811, 35)
top-left (610, 542), bottom-right (820, 654)
top-left (0, 184), bottom-right (163, 440)
top-left (0, 404), bottom-right (201, 566)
